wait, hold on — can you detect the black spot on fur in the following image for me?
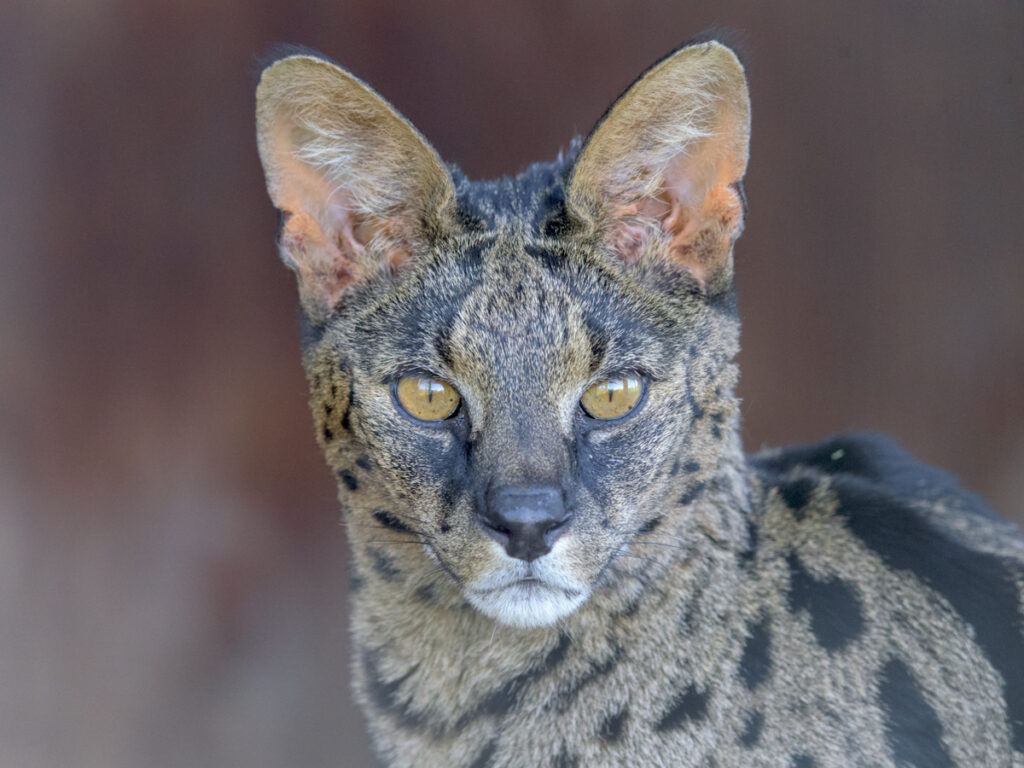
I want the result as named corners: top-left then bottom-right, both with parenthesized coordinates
top-left (438, 479), bottom-right (463, 519)
top-left (656, 683), bottom-right (709, 732)
top-left (347, 559), bottom-right (364, 593)
top-left (835, 478), bottom-right (1024, 750)
top-left (373, 509), bottom-right (413, 534)
top-left (689, 395), bottom-right (705, 420)
top-left (549, 644), bottom-right (623, 713)
top-left (598, 706), bottom-right (628, 743)
top-left (678, 571), bottom-right (710, 637)
top-left (468, 739), bottom-right (498, 768)
top-left (683, 460), bottom-right (701, 474)
top-left (322, 426), bottom-right (333, 442)
top-left (542, 203), bottom-right (577, 240)
top-left (414, 584), bottom-right (435, 604)
top-left (553, 744), bottom-right (580, 768)
top-left (878, 659), bottom-right (953, 768)
top-left (363, 651), bottom-right (429, 731)
top-left (355, 456), bottom-right (371, 471)
top-left (637, 516), bottom-right (661, 534)
top-left (613, 593), bottom-right (643, 619)
top-left (786, 553), bottom-right (864, 652)
top-left (739, 709), bottom-right (763, 748)
top-left (368, 547), bottom-right (401, 582)
top-left (299, 313), bottom-right (326, 352)
top-left (462, 633), bottom-right (571, 727)
top-left (340, 379), bottom-right (354, 432)
top-left (678, 482), bottom-right (706, 506)
top-left (740, 518), bottom-right (759, 564)
top-left (739, 617), bottom-right (771, 691)
top-left (791, 756), bottom-right (816, 768)
top-left (778, 477), bottom-right (814, 514)
top-left (337, 469), bottom-right (358, 491)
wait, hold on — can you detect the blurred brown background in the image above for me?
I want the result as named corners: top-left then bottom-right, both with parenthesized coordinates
top-left (1, 1), bottom-right (1021, 766)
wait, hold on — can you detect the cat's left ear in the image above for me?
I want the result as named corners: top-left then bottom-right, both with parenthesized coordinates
top-left (567, 42), bottom-right (750, 295)
top-left (256, 54), bottom-right (456, 323)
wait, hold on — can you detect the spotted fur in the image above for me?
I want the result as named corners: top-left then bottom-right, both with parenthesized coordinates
top-left (255, 41), bottom-right (1024, 768)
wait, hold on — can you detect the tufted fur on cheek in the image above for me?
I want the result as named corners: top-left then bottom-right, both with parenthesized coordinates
top-left (255, 55), bottom-right (456, 323)
top-left (567, 42), bottom-right (750, 296)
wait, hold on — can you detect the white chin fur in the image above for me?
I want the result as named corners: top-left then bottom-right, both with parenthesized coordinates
top-left (466, 543), bottom-right (590, 628)
top-left (467, 582), bottom-right (588, 628)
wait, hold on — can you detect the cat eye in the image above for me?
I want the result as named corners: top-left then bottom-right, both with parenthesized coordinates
top-left (394, 376), bottom-right (461, 421)
top-left (580, 375), bottom-right (645, 420)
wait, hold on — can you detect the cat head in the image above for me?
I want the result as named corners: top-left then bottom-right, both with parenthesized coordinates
top-left (256, 41), bottom-right (750, 628)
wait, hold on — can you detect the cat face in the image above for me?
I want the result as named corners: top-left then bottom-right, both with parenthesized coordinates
top-left (256, 41), bottom-right (749, 627)
top-left (326, 234), bottom-right (732, 625)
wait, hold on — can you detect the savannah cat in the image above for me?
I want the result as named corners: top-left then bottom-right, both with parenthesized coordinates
top-left (254, 40), bottom-right (1024, 767)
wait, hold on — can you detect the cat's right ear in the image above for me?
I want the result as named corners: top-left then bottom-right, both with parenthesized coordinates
top-left (256, 54), bottom-right (455, 323)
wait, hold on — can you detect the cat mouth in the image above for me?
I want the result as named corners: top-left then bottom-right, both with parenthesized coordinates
top-left (516, 577), bottom-right (549, 591)
top-left (473, 577), bottom-right (581, 599)
top-left (466, 568), bottom-right (589, 627)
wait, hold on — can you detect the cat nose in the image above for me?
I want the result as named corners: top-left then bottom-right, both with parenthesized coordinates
top-left (480, 485), bottom-right (570, 562)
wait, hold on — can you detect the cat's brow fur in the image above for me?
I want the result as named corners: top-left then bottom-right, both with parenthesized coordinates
top-left (255, 41), bottom-right (1024, 768)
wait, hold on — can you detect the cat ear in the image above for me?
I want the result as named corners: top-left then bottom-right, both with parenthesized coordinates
top-left (567, 42), bottom-right (750, 294)
top-left (256, 54), bottom-right (456, 323)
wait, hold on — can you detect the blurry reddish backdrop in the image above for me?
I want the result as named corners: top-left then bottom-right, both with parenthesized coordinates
top-left (1, 2), bottom-right (1021, 767)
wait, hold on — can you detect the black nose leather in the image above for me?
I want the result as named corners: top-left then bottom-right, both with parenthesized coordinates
top-left (480, 485), bottom-right (570, 562)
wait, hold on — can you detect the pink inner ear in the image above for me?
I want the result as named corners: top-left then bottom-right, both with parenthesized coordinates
top-left (280, 211), bottom-right (362, 318)
top-left (345, 212), bottom-right (415, 275)
top-left (282, 203), bottom-right (416, 316)
top-left (668, 183), bottom-right (744, 287)
top-left (606, 135), bottom-right (745, 289)
top-left (325, 197), bottom-right (364, 256)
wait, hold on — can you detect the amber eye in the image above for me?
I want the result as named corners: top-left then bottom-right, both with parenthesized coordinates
top-left (580, 375), bottom-right (644, 420)
top-left (395, 377), bottom-right (461, 421)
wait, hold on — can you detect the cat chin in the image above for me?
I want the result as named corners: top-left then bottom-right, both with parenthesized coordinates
top-left (463, 541), bottom-right (591, 627)
top-left (467, 582), bottom-right (589, 628)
